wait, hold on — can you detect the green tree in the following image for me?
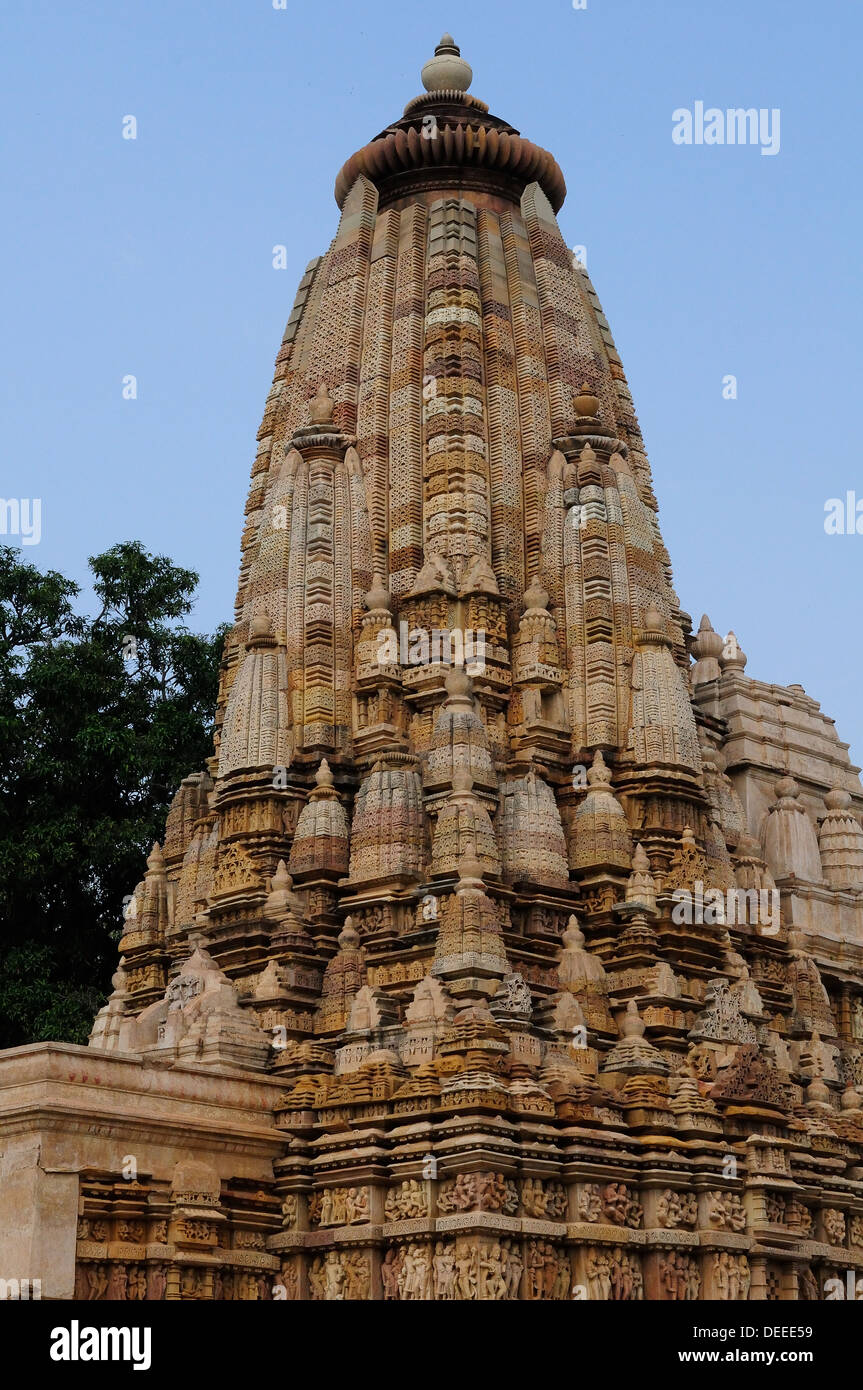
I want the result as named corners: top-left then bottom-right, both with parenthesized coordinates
top-left (0, 542), bottom-right (226, 1047)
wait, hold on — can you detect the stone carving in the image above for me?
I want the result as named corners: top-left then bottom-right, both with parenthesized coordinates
top-left (706, 1191), bottom-right (746, 1233)
top-left (492, 973), bottom-right (533, 1019)
top-left (279, 1262), bottom-right (300, 1300)
top-left (586, 1246), bottom-right (643, 1301)
top-left (383, 1237), bottom-right (525, 1301)
top-left (116, 1219), bottom-right (145, 1243)
top-left (86, 1264), bottom-right (109, 1300)
top-left (798, 1266), bottom-right (820, 1301)
top-left (762, 777), bottom-right (823, 882)
top-left (311, 1186), bottom-right (370, 1227)
top-left (713, 1252), bottom-right (751, 1301)
top-left (579, 1182), bottom-right (642, 1228)
top-left (656, 1190), bottom-right (697, 1230)
top-left (309, 1250), bottom-right (370, 1301)
top-left (437, 1172), bottom-right (519, 1215)
top-left (688, 978), bottom-right (757, 1045)
top-left (385, 1180), bottom-right (428, 1221)
top-left (822, 1208), bottom-right (846, 1245)
top-left (521, 1179), bottom-right (567, 1220)
top-left (659, 1251), bottom-right (701, 1301)
top-left (280, 1194), bottom-right (298, 1229)
top-left (525, 1240), bottom-right (571, 1300)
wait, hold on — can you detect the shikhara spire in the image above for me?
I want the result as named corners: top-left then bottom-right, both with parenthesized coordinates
top-left (3, 36), bottom-right (863, 1305)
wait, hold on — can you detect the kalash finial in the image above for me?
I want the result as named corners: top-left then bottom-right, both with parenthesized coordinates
top-left (309, 382), bottom-right (334, 426)
top-left (421, 34), bottom-right (473, 94)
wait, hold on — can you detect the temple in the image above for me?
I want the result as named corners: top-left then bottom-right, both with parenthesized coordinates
top-left (3, 36), bottom-right (863, 1303)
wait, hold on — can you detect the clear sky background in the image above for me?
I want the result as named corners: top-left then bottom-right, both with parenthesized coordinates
top-left (3, 0), bottom-right (861, 764)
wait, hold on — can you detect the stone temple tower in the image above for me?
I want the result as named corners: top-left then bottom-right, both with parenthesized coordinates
top-left (3, 37), bottom-right (863, 1304)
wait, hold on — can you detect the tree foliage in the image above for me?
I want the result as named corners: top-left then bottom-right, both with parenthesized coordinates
top-left (0, 542), bottom-right (226, 1046)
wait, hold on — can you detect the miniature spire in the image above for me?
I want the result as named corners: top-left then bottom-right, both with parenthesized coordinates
top-left (625, 843), bottom-right (657, 913)
top-left (572, 750), bottom-right (632, 874)
top-left (762, 777), bottom-right (823, 883)
top-left (818, 787), bottom-right (863, 889)
top-left (719, 629), bottom-right (747, 672)
top-left (691, 615), bottom-right (724, 685)
top-left (600, 999), bottom-right (669, 1076)
top-left (289, 758), bottom-right (350, 878)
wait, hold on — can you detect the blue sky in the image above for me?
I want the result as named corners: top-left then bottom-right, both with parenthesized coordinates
top-left (3, 0), bottom-right (861, 764)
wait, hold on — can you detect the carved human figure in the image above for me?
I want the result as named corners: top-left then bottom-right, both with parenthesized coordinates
top-left (553, 1252), bottom-right (571, 1300)
top-left (455, 1245), bottom-right (477, 1300)
top-left (799, 1266), bottom-right (820, 1301)
top-left (346, 1186), bottom-right (369, 1223)
top-left (381, 1248), bottom-right (401, 1300)
top-left (714, 1252), bottom-right (731, 1300)
top-left (345, 1253), bottom-right (370, 1300)
top-left (86, 1265), bottom-right (109, 1300)
top-left (661, 1252), bottom-right (682, 1301)
top-left (609, 1248), bottom-right (636, 1301)
top-left (587, 1249), bottom-right (612, 1301)
top-left (433, 1241), bottom-right (456, 1300)
top-left (542, 1243), bottom-right (557, 1299)
top-left (323, 1250), bottom-right (347, 1301)
top-left (408, 1251), bottom-right (428, 1301)
top-left (578, 1185), bottom-right (603, 1223)
top-left (501, 1240), bottom-right (523, 1300)
top-left (480, 1243), bottom-right (507, 1300)
top-left (280, 1194), bottom-right (298, 1229)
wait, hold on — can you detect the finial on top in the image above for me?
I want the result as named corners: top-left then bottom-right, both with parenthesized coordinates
top-left (309, 382), bottom-right (334, 426)
top-left (315, 758), bottom-right (334, 789)
top-left (146, 842), bottom-right (164, 874)
top-left (643, 602), bottom-right (664, 633)
top-left (621, 997), bottom-right (646, 1039)
top-left (574, 383), bottom-right (600, 419)
top-left (338, 916), bottom-right (361, 949)
top-left (421, 34), bottom-right (473, 93)
top-left (719, 628), bottom-right (747, 672)
top-left (450, 767), bottom-right (475, 795)
top-left (248, 611), bottom-right (273, 643)
top-left (444, 665), bottom-right (472, 700)
top-left (825, 786), bottom-right (852, 812)
top-left (522, 576), bottom-right (550, 613)
top-left (364, 572), bottom-right (391, 613)
top-left (587, 749), bottom-right (613, 788)
top-left (563, 913), bottom-right (586, 950)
